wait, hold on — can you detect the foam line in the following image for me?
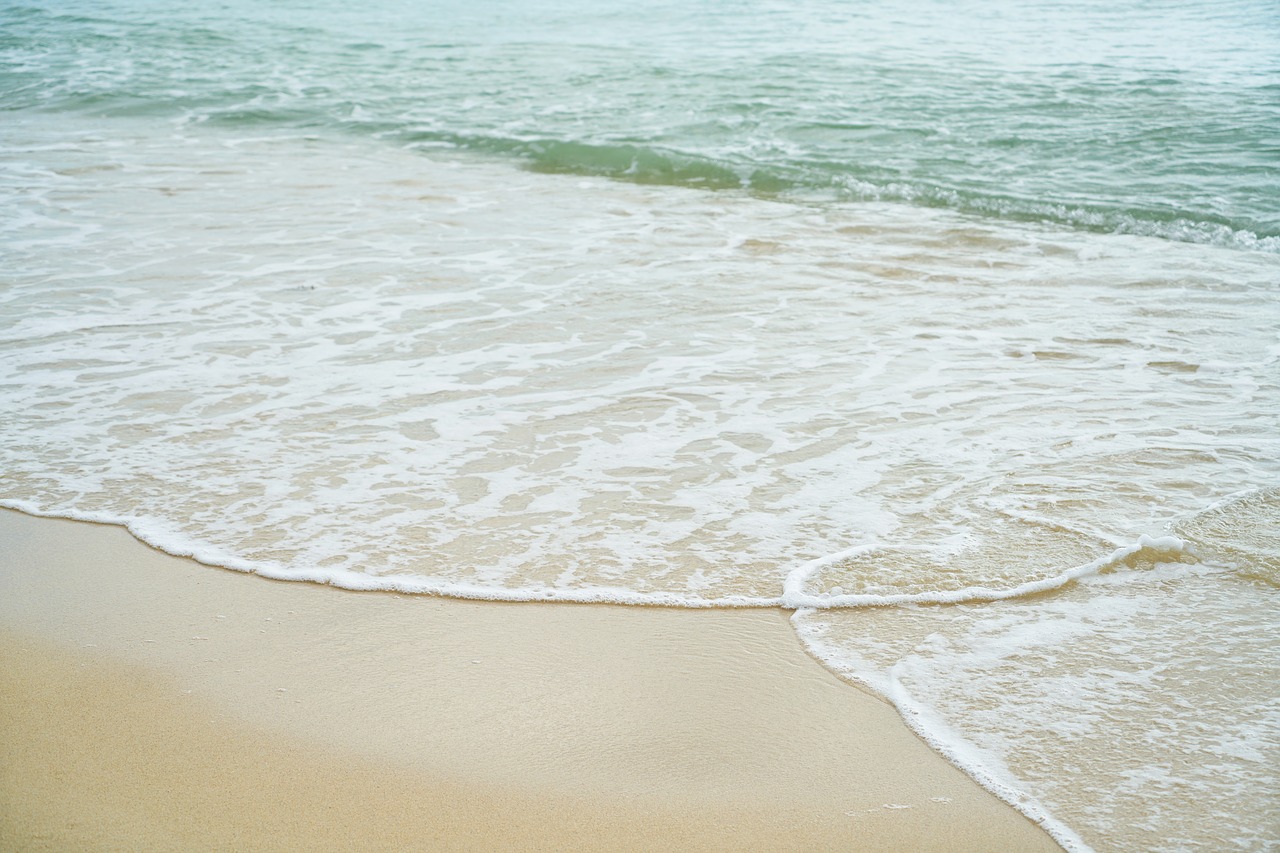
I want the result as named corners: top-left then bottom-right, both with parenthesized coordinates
top-left (0, 500), bottom-right (783, 609)
top-left (792, 611), bottom-right (1095, 853)
top-left (3, 499), bottom-right (1189, 614)
top-left (779, 535), bottom-right (1189, 610)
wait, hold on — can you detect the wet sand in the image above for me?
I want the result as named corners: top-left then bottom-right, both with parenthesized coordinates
top-left (0, 509), bottom-right (1061, 851)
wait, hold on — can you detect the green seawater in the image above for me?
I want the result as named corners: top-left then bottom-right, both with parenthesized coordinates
top-left (3, 0), bottom-right (1278, 249)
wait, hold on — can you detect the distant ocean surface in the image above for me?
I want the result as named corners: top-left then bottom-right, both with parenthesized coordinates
top-left (2, 1), bottom-right (1277, 850)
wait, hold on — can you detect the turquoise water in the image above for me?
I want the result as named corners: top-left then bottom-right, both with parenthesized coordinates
top-left (4, 0), bottom-right (1279, 248)
top-left (3, 2), bottom-right (1279, 851)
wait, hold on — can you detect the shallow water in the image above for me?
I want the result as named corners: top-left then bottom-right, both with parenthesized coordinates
top-left (2, 1), bottom-right (1278, 850)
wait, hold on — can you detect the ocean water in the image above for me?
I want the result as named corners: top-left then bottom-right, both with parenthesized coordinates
top-left (2, 1), bottom-right (1278, 849)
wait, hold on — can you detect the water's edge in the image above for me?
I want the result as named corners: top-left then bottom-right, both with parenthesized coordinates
top-left (11, 499), bottom-right (1184, 851)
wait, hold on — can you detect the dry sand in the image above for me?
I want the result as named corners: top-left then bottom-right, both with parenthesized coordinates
top-left (0, 508), bottom-right (1061, 851)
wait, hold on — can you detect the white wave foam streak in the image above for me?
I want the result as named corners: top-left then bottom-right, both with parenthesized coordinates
top-left (781, 535), bottom-right (1189, 610)
top-left (0, 496), bottom-right (782, 607)
top-left (795, 555), bottom-right (1280, 852)
top-left (795, 601), bottom-right (1094, 852)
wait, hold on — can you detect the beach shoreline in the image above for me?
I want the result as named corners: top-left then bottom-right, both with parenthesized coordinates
top-left (0, 508), bottom-right (1061, 850)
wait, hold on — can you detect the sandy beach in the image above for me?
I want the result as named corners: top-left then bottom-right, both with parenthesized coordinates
top-left (0, 509), bottom-right (1063, 851)
top-left (6, 2), bottom-right (1278, 848)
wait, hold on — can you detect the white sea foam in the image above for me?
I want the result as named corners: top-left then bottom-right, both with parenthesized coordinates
top-left (780, 535), bottom-right (1191, 610)
top-left (795, 552), bottom-right (1280, 852)
top-left (3, 118), bottom-right (1279, 851)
